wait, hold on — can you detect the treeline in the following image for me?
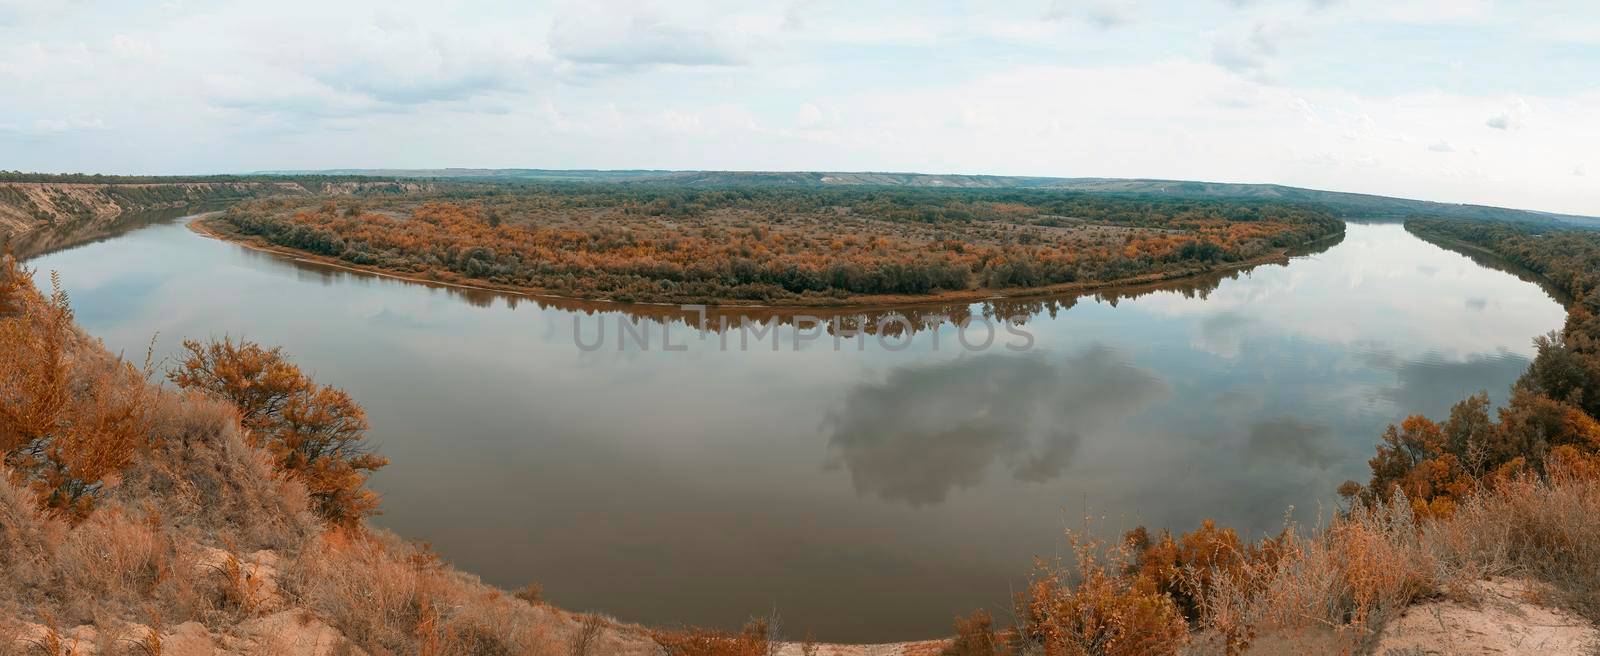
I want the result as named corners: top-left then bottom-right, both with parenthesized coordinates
top-left (1341, 218), bottom-right (1600, 513)
top-left (216, 187), bottom-right (1340, 304)
top-left (439, 181), bottom-right (1337, 226)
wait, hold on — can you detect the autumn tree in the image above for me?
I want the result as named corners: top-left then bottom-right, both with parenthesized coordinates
top-left (1519, 331), bottom-right (1600, 419)
top-left (169, 337), bottom-right (387, 525)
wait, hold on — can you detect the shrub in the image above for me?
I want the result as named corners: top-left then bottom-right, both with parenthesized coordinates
top-left (168, 337), bottom-right (386, 526)
top-left (0, 256), bottom-right (156, 518)
top-left (943, 609), bottom-right (1010, 656)
top-left (1015, 531), bottom-right (1188, 656)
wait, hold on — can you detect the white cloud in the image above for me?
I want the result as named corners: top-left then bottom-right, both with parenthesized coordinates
top-left (203, 71), bottom-right (385, 120)
top-left (107, 35), bottom-right (157, 59)
top-left (297, 22), bottom-right (534, 105)
top-left (2, 0), bottom-right (1598, 217)
top-left (549, 3), bottom-right (746, 68)
top-left (1485, 98), bottom-right (1531, 130)
top-left (794, 102), bottom-right (842, 130)
top-left (1045, 0), bottom-right (1137, 28)
top-left (1427, 140), bottom-right (1454, 153)
top-left (0, 116), bottom-right (106, 135)
top-left (1210, 22), bottom-right (1295, 77)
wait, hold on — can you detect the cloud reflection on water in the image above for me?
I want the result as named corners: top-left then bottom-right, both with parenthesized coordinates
top-left (825, 346), bottom-right (1166, 506)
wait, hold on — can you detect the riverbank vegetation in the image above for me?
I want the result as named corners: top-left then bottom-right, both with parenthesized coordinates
top-left (211, 186), bottom-right (1342, 304)
top-left (935, 216), bottom-right (1600, 655)
top-left (4, 214), bottom-right (1600, 655)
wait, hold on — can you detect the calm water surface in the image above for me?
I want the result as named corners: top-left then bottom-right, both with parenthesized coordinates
top-left (25, 217), bottom-right (1566, 642)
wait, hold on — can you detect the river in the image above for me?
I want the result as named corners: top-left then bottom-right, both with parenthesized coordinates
top-left (22, 214), bottom-right (1566, 642)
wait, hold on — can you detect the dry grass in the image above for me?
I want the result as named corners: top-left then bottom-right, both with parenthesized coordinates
top-left (1422, 468), bottom-right (1600, 620)
top-left (283, 528), bottom-right (571, 656)
top-left (118, 390), bottom-right (319, 552)
top-left (1180, 471), bottom-right (1600, 655)
top-left (569, 613), bottom-right (605, 656)
top-left (0, 388), bottom-right (322, 628)
top-left (650, 619), bottom-right (773, 656)
top-left (1184, 498), bottom-right (1435, 654)
top-left (941, 472), bottom-right (1600, 656)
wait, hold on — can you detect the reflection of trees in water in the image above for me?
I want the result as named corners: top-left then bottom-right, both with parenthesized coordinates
top-left (6, 206), bottom-right (211, 260)
top-left (822, 347), bottom-right (1168, 506)
top-left (1357, 348), bottom-right (1532, 419)
top-left (263, 228), bottom-right (1345, 338)
top-left (1406, 227), bottom-right (1573, 306)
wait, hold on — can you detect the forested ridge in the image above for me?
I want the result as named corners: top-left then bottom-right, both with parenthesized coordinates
top-left (213, 185), bottom-right (1342, 305)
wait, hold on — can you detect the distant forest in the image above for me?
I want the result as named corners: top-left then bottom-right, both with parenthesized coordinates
top-left (214, 185), bottom-right (1343, 304)
top-left (259, 168), bottom-right (1600, 227)
top-left (10, 168), bottom-right (1592, 226)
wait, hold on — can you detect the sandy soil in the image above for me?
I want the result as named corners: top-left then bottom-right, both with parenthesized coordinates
top-left (1374, 578), bottom-right (1598, 655)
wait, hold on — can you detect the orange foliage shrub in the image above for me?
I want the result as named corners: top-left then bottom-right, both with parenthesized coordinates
top-left (0, 254), bottom-right (21, 317)
top-left (168, 337), bottom-right (387, 525)
top-left (1365, 415), bottom-right (1474, 518)
top-left (1015, 532), bottom-right (1188, 656)
top-left (0, 256), bottom-right (155, 518)
top-left (1122, 520), bottom-right (1290, 623)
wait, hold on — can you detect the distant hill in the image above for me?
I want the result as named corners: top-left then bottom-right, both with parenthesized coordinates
top-left (255, 168), bottom-right (678, 182)
top-left (255, 169), bottom-right (1600, 227)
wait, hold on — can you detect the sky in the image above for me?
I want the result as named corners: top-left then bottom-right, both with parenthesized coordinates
top-left (1, 0), bottom-right (1597, 215)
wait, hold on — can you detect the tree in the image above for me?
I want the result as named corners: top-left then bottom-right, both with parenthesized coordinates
top-left (1366, 415), bottom-right (1472, 517)
top-left (169, 337), bottom-right (387, 525)
top-left (1519, 331), bottom-right (1600, 419)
